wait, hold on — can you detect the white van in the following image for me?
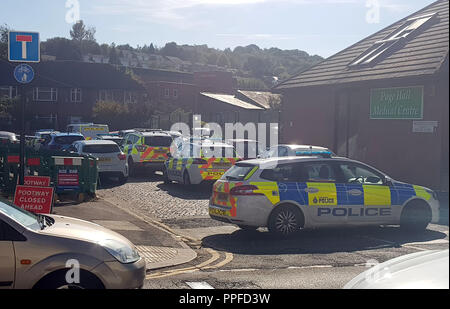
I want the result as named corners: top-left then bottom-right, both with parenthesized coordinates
top-left (67, 123), bottom-right (109, 140)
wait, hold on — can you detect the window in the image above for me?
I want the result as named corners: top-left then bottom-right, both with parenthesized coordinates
top-left (98, 90), bottom-right (113, 101)
top-left (71, 88), bottom-right (82, 103)
top-left (173, 89), bottom-right (178, 99)
top-left (260, 163), bottom-right (303, 182)
top-left (338, 163), bottom-right (384, 185)
top-left (144, 136), bottom-right (173, 147)
top-left (303, 162), bottom-right (336, 183)
top-left (124, 91), bottom-right (138, 104)
top-left (83, 144), bottom-right (120, 153)
top-left (33, 87), bottom-right (57, 102)
top-left (0, 86), bottom-right (17, 99)
top-left (349, 12), bottom-right (436, 67)
top-left (164, 88), bottom-right (170, 98)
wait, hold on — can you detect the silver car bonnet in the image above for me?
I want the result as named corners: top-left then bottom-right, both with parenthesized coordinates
top-left (344, 249), bottom-right (449, 289)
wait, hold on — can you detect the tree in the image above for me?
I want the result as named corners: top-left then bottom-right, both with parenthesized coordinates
top-left (160, 42), bottom-right (179, 57)
top-left (108, 44), bottom-right (121, 65)
top-left (41, 37), bottom-right (82, 61)
top-left (216, 53), bottom-right (230, 68)
top-left (92, 101), bottom-right (128, 130)
top-left (70, 20), bottom-right (95, 42)
top-left (148, 43), bottom-right (156, 54)
top-left (0, 24), bottom-right (9, 60)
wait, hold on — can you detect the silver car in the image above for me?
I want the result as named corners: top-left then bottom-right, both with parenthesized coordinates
top-left (344, 249), bottom-right (449, 289)
top-left (0, 199), bottom-right (145, 289)
top-left (261, 144), bottom-right (335, 158)
top-left (70, 140), bottom-right (128, 184)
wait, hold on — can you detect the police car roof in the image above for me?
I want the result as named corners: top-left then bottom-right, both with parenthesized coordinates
top-left (52, 132), bottom-right (84, 137)
top-left (141, 131), bottom-right (171, 137)
top-left (241, 155), bottom-right (349, 166)
top-left (74, 140), bottom-right (118, 145)
top-left (282, 144), bottom-right (331, 150)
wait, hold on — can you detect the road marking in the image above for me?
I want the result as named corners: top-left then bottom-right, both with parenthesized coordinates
top-left (186, 281), bottom-right (215, 289)
top-left (146, 248), bottom-right (220, 279)
top-left (203, 252), bottom-right (233, 270)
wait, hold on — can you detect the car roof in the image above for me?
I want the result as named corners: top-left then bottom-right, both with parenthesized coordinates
top-left (141, 131), bottom-right (172, 137)
top-left (0, 131), bottom-right (16, 137)
top-left (52, 133), bottom-right (84, 137)
top-left (74, 140), bottom-right (117, 145)
top-left (280, 144), bottom-right (331, 150)
top-left (240, 155), bottom-right (352, 166)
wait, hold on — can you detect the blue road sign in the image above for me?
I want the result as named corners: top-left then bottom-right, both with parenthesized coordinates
top-left (14, 64), bottom-right (35, 84)
top-left (8, 31), bottom-right (40, 63)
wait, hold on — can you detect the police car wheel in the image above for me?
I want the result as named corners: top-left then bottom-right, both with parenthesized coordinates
top-left (400, 201), bottom-right (431, 231)
top-left (163, 168), bottom-right (171, 184)
top-left (268, 205), bottom-right (303, 237)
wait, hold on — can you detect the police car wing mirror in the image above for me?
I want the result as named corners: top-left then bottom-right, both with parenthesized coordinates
top-left (384, 177), bottom-right (393, 186)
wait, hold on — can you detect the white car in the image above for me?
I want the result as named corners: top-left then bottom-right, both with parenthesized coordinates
top-left (70, 140), bottom-right (128, 184)
top-left (344, 249), bottom-right (449, 289)
top-left (261, 144), bottom-right (335, 158)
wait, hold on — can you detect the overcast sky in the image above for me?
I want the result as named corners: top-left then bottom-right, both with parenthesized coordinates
top-left (0, 0), bottom-right (435, 58)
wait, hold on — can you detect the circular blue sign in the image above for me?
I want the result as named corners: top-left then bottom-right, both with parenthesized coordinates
top-left (14, 64), bottom-right (34, 84)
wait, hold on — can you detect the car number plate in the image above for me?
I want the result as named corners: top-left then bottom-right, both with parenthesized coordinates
top-left (98, 158), bottom-right (112, 162)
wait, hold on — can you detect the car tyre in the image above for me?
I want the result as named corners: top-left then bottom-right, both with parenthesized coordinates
top-left (34, 269), bottom-right (104, 289)
top-left (118, 174), bottom-right (128, 185)
top-left (128, 157), bottom-right (135, 177)
top-left (400, 200), bottom-right (431, 232)
top-left (268, 205), bottom-right (304, 238)
top-left (162, 167), bottom-right (171, 184)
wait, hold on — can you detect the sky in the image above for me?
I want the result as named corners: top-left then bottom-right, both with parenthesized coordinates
top-left (0, 0), bottom-right (435, 58)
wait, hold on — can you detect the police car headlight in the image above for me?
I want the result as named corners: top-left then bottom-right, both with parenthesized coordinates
top-left (100, 239), bottom-right (140, 264)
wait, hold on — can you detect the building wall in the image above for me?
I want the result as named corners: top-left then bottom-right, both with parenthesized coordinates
top-left (281, 74), bottom-right (449, 192)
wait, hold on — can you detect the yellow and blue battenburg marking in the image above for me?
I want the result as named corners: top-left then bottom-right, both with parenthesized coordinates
top-left (253, 181), bottom-right (431, 206)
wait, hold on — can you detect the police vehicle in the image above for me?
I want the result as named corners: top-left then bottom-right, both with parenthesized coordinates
top-left (261, 144), bottom-right (335, 158)
top-left (164, 139), bottom-right (240, 185)
top-left (122, 129), bottom-right (173, 175)
top-left (209, 156), bottom-right (439, 237)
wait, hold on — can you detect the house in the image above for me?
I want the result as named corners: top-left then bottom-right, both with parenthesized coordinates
top-left (0, 60), bottom-right (146, 131)
top-left (275, 0), bottom-right (449, 192)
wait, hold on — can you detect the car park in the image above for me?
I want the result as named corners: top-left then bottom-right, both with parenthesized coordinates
top-left (209, 156), bottom-right (440, 237)
top-left (164, 139), bottom-right (240, 185)
top-left (70, 140), bottom-right (128, 184)
top-left (122, 129), bottom-right (173, 175)
top-left (344, 249), bottom-right (449, 289)
top-left (0, 198), bottom-right (145, 289)
top-left (44, 133), bottom-right (85, 151)
top-left (261, 144), bottom-right (335, 158)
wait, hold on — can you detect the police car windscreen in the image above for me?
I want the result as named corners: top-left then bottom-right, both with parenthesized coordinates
top-left (145, 136), bottom-right (172, 147)
top-left (83, 144), bottom-right (120, 153)
top-left (55, 136), bottom-right (84, 144)
top-left (223, 164), bottom-right (254, 180)
top-left (201, 146), bottom-right (237, 158)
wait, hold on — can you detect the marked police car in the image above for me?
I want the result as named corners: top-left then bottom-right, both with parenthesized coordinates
top-left (261, 144), bottom-right (335, 158)
top-left (164, 139), bottom-right (240, 185)
top-left (122, 129), bottom-right (173, 175)
top-left (209, 156), bottom-right (439, 237)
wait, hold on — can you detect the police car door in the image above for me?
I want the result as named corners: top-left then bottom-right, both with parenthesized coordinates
top-left (301, 161), bottom-right (346, 225)
top-left (336, 162), bottom-right (392, 224)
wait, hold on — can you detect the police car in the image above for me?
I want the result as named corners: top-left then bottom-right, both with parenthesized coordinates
top-left (164, 139), bottom-right (240, 185)
top-left (209, 156), bottom-right (439, 237)
top-left (122, 129), bottom-right (173, 175)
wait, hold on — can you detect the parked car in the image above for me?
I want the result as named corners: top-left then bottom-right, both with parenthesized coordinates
top-left (0, 131), bottom-right (19, 144)
top-left (0, 198), bottom-right (145, 289)
top-left (95, 133), bottom-right (124, 146)
top-left (44, 133), bottom-right (85, 151)
top-left (33, 130), bottom-right (60, 150)
top-left (70, 140), bottom-right (128, 184)
top-left (209, 156), bottom-right (439, 237)
top-left (344, 249), bottom-right (449, 289)
top-left (260, 144), bottom-right (335, 158)
top-left (67, 123), bottom-right (109, 140)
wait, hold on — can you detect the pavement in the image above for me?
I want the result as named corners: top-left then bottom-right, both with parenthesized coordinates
top-left (52, 197), bottom-right (198, 271)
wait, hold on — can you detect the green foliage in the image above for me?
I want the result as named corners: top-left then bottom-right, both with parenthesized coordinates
top-left (0, 24), bottom-right (9, 60)
top-left (236, 77), bottom-right (268, 91)
top-left (92, 100), bottom-right (154, 130)
top-left (41, 37), bottom-right (82, 61)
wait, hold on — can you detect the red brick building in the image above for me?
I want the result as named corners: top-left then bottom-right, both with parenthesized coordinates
top-left (275, 0), bottom-right (449, 192)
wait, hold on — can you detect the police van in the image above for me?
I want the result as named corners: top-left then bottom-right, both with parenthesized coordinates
top-left (164, 139), bottom-right (240, 185)
top-left (209, 156), bottom-right (439, 237)
top-left (122, 129), bottom-right (173, 175)
top-left (67, 123), bottom-right (109, 140)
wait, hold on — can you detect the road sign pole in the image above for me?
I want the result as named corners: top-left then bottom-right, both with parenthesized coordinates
top-left (18, 86), bottom-right (26, 185)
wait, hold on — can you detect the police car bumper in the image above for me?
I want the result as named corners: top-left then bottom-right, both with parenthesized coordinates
top-left (209, 196), bottom-right (272, 227)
